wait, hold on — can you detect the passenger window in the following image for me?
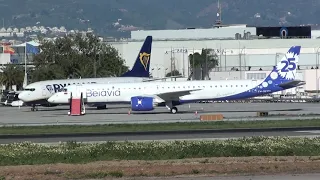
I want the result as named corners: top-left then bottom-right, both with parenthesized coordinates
top-left (210, 86), bottom-right (212, 88)
top-left (215, 85), bottom-right (217, 88)
top-left (226, 85), bottom-right (228, 87)
top-left (231, 85), bottom-right (233, 87)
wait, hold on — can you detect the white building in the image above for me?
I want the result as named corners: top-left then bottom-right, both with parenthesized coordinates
top-left (108, 26), bottom-right (320, 92)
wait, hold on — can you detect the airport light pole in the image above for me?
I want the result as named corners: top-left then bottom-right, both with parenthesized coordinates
top-left (316, 47), bottom-right (320, 97)
top-left (238, 44), bottom-right (245, 79)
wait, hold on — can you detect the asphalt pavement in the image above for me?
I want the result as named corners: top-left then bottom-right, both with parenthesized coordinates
top-left (0, 102), bottom-right (320, 126)
top-left (1, 128), bottom-right (320, 144)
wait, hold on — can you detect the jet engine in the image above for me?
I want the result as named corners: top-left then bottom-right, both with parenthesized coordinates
top-left (131, 96), bottom-right (155, 111)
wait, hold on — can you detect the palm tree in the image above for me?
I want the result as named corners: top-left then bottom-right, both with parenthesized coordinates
top-left (188, 48), bottom-right (219, 80)
top-left (0, 64), bottom-right (24, 90)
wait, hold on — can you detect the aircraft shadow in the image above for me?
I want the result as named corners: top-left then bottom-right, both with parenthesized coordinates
top-left (23, 106), bottom-right (128, 112)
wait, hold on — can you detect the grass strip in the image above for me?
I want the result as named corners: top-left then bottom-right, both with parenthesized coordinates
top-left (1, 137), bottom-right (320, 166)
top-left (1, 119), bottom-right (320, 135)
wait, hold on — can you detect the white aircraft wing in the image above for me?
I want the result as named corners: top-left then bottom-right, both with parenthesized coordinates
top-left (140, 89), bottom-right (201, 102)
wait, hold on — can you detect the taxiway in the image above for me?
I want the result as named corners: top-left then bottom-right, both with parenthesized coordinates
top-left (0, 103), bottom-right (319, 126)
top-left (1, 128), bottom-right (320, 144)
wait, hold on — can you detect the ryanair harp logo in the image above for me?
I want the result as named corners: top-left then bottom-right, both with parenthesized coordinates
top-left (139, 52), bottom-right (150, 70)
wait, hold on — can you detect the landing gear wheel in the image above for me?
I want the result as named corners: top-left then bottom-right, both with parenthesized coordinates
top-left (170, 107), bottom-right (178, 114)
top-left (31, 107), bottom-right (38, 111)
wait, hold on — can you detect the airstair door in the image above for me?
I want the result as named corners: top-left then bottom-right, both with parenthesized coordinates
top-left (75, 85), bottom-right (85, 99)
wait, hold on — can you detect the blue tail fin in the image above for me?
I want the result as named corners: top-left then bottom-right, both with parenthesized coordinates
top-left (262, 46), bottom-right (301, 85)
top-left (121, 36), bottom-right (152, 77)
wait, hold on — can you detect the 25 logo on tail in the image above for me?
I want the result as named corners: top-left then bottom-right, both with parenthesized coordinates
top-left (280, 57), bottom-right (296, 72)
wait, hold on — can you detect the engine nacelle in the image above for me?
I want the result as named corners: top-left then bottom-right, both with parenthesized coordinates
top-left (131, 96), bottom-right (155, 111)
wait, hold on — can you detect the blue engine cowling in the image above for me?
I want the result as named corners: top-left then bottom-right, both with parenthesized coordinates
top-left (131, 96), bottom-right (154, 111)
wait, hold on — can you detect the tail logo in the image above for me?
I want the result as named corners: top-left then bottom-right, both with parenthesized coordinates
top-left (276, 51), bottom-right (298, 80)
top-left (139, 52), bottom-right (150, 71)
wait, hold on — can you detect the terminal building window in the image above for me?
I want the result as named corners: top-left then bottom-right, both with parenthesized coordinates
top-left (246, 73), bottom-right (266, 80)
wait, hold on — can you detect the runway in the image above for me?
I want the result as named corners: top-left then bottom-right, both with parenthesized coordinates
top-left (1, 103), bottom-right (320, 126)
top-left (1, 128), bottom-right (320, 144)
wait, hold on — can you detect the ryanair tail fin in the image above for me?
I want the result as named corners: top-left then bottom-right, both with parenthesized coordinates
top-left (121, 36), bottom-right (152, 77)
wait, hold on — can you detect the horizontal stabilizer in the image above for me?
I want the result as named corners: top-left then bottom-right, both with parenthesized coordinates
top-left (278, 80), bottom-right (305, 88)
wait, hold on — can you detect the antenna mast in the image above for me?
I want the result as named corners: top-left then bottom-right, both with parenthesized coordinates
top-left (215, 0), bottom-right (222, 26)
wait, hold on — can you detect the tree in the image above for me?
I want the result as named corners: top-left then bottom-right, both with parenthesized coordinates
top-left (165, 70), bottom-right (182, 77)
top-left (30, 33), bottom-right (129, 82)
top-left (188, 48), bottom-right (219, 80)
top-left (0, 63), bottom-right (24, 90)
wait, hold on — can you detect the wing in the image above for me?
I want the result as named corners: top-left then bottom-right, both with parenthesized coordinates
top-left (142, 75), bottom-right (184, 82)
top-left (141, 89), bottom-right (202, 103)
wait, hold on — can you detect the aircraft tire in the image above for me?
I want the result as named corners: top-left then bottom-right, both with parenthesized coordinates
top-left (171, 107), bottom-right (178, 114)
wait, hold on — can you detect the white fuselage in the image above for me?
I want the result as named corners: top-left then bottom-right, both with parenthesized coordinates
top-left (18, 77), bottom-right (151, 104)
top-left (48, 79), bottom-right (274, 104)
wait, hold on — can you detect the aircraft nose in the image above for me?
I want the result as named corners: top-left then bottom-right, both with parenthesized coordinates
top-left (18, 92), bottom-right (27, 101)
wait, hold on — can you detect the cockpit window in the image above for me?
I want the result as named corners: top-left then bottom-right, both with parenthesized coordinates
top-left (24, 88), bottom-right (35, 91)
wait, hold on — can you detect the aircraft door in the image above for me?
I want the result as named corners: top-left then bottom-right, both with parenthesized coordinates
top-left (75, 85), bottom-right (85, 99)
top-left (42, 86), bottom-right (47, 97)
top-left (251, 80), bottom-right (259, 93)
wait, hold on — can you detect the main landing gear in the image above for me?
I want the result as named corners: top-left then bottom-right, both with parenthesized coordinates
top-left (170, 107), bottom-right (178, 114)
top-left (166, 101), bottom-right (178, 114)
top-left (31, 104), bottom-right (38, 111)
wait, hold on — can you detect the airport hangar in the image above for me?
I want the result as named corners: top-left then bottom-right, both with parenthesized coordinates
top-left (108, 25), bottom-right (320, 96)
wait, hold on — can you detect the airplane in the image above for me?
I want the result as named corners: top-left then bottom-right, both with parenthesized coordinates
top-left (18, 35), bottom-right (157, 111)
top-left (48, 45), bottom-right (305, 114)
